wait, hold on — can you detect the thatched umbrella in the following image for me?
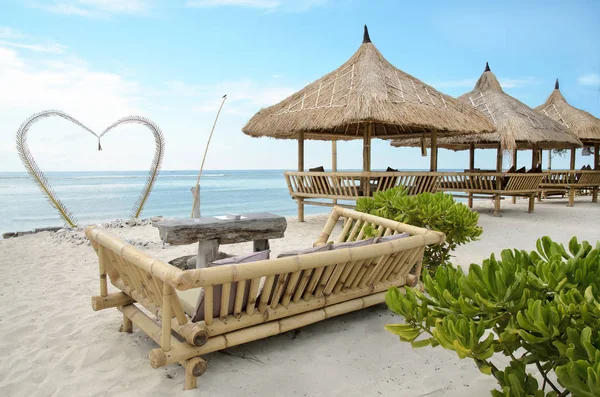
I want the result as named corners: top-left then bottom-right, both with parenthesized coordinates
top-left (243, 26), bottom-right (494, 175)
top-left (535, 79), bottom-right (600, 170)
top-left (391, 63), bottom-right (582, 173)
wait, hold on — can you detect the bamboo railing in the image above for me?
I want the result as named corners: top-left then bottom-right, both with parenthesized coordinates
top-left (540, 170), bottom-right (600, 206)
top-left (437, 172), bottom-right (544, 194)
top-left (86, 207), bottom-right (444, 390)
top-left (284, 171), bottom-right (439, 203)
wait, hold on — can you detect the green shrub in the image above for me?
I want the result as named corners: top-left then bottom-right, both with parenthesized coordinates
top-left (356, 187), bottom-right (482, 276)
top-left (385, 236), bottom-right (600, 397)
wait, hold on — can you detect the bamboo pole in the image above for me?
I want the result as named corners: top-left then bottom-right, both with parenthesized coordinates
top-left (184, 357), bottom-right (207, 390)
top-left (547, 149), bottom-right (552, 170)
top-left (91, 292), bottom-right (135, 311)
top-left (161, 283), bottom-right (173, 351)
top-left (298, 131), bottom-right (305, 222)
top-left (191, 95), bottom-right (227, 218)
top-left (121, 314), bottom-right (133, 333)
top-left (98, 245), bottom-right (108, 297)
top-left (570, 148), bottom-right (576, 170)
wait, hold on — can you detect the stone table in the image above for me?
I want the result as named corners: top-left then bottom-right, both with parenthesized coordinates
top-left (154, 213), bottom-right (287, 268)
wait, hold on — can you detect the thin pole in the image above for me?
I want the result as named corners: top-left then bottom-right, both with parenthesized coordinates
top-left (511, 148), bottom-right (518, 204)
top-left (191, 95), bottom-right (227, 218)
top-left (469, 143), bottom-right (475, 170)
top-left (332, 140), bottom-right (338, 205)
top-left (363, 123), bottom-right (372, 196)
top-left (570, 148), bottom-right (576, 170)
top-left (297, 131), bottom-right (305, 222)
top-left (430, 131), bottom-right (438, 172)
top-left (547, 150), bottom-right (552, 170)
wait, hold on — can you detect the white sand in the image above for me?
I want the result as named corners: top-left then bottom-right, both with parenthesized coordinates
top-left (1, 197), bottom-right (599, 396)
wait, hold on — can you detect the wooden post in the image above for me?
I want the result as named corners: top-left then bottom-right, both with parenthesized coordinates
top-left (494, 143), bottom-right (502, 217)
top-left (298, 131), bottom-right (305, 222)
top-left (430, 130), bottom-right (438, 172)
top-left (570, 148), bottom-right (576, 170)
top-left (332, 140), bottom-right (338, 205)
top-left (468, 143), bottom-right (474, 208)
top-left (528, 145), bottom-right (537, 210)
top-left (363, 124), bottom-right (372, 197)
top-left (547, 149), bottom-right (552, 170)
top-left (593, 143), bottom-right (599, 203)
top-left (496, 143), bottom-right (503, 172)
top-left (512, 148), bottom-right (517, 204)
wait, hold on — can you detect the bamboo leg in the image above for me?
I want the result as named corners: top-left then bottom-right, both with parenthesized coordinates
top-left (120, 313), bottom-right (133, 333)
top-left (183, 357), bottom-right (207, 390)
top-left (467, 193), bottom-right (473, 208)
top-left (162, 284), bottom-right (173, 351)
top-left (592, 187), bottom-right (598, 203)
top-left (528, 195), bottom-right (535, 213)
top-left (493, 195), bottom-right (501, 217)
top-left (568, 188), bottom-right (575, 207)
top-left (298, 199), bottom-right (305, 222)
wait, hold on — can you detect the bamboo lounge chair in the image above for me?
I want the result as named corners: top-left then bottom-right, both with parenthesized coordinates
top-left (86, 207), bottom-right (444, 389)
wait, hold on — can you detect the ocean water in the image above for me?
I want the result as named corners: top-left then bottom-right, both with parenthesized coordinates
top-left (0, 170), bottom-right (341, 236)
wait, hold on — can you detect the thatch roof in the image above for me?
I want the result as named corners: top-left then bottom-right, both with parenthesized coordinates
top-left (391, 64), bottom-right (582, 150)
top-left (534, 79), bottom-right (600, 144)
top-left (242, 26), bottom-right (494, 141)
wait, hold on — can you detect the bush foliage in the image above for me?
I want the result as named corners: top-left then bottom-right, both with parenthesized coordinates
top-left (356, 187), bottom-right (482, 276)
top-left (385, 236), bottom-right (600, 397)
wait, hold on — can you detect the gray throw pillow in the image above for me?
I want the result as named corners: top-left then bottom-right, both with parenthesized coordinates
top-left (192, 250), bottom-right (270, 322)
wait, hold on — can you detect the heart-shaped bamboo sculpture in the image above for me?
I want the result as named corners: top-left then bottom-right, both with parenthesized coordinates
top-left (16, 110), bottom-right (165, 227)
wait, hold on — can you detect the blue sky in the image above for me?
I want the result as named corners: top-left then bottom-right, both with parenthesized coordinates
top-left (1, 0), bottom-right (599, 172)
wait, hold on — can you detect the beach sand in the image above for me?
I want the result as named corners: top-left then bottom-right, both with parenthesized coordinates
top-left (1, 197), bottom-right (599, 396)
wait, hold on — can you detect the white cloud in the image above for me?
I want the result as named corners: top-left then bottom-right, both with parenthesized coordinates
top-left (578, 73), bottom-right (600, 87)
top-left (185, 0), bottom-right (327, 11)
top-left (26, 0), bottom-right (153, 17)
top-left (0, 26), bottom-right (66, 54)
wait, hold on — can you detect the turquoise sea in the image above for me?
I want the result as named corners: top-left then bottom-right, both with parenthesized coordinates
top-left (0, 170), bottom-right (343, 236)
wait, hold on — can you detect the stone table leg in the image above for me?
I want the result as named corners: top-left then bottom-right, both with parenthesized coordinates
top-left (197, 239), bottom-right (219, 269)
top-left (253, 239), bottom-right (270, 252)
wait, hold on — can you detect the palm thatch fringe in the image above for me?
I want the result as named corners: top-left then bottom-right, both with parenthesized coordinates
top-left (242, 26), bottom-right (494, 141)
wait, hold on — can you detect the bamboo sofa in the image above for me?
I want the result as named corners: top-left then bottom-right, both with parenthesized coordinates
top-left (539, 170), bottom-right (600, 206)
top-left (86, 207), bottom-right (444, 390)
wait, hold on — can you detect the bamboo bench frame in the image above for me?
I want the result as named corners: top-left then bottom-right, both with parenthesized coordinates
top-left (435, 172), bottom-right (545, 216)
top-left (284, 171), bottom-right (440, 209)
top-left (86, 207), bottom-right (444, 390)
top-left (539, 170), bottom-right (600, 206)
